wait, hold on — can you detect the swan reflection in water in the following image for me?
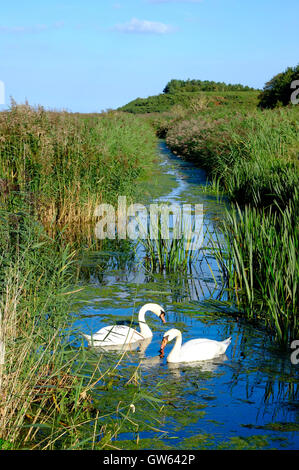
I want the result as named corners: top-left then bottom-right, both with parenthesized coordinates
top-left (140, 351), bottom-right (229, 374)
top-left (165, 354), bottom-right (229, 378)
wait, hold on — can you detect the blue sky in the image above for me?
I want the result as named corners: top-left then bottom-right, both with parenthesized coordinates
top-left (0, 0), bottom-right (298, 112)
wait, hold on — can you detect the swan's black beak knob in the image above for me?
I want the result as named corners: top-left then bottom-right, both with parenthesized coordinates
top-left (159, 337), bottom-right (168, 358)
top-left (159, 346), bottom-right (165, 358)
top-left (160, 311), bottom-right (166, 324)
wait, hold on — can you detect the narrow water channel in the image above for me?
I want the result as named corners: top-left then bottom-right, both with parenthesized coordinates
top-left (72, 141), bottom-right (299, 450)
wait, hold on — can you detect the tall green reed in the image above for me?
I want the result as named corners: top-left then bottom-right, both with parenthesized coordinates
top-left (211, 194), bottom-right (298, 346)
top-left (139, 215), bottom-right (201, 274)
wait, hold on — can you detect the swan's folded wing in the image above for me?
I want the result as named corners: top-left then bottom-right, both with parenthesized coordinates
top-left (93, 325), bottom-right (144, 344)
top-left (180, 338), bottom-right (227, 361)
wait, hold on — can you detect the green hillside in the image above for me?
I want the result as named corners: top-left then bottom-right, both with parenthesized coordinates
top-left (119, 79), bottom-right (260, 114)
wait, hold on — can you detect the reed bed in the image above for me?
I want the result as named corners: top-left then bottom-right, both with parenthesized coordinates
top-left (212, 197), bottom-right (298, 345)
top-left (139, 216), bottom-right (201, 274)
top-left (0, 211), bottom-right (90, 448)
top-left (0, 101), bottom-right (157, 243)
top-left (166, 107), bottom-right (299, 208)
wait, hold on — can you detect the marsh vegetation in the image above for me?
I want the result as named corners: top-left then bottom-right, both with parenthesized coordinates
top-left (0, 70), bottom-right (298, 449)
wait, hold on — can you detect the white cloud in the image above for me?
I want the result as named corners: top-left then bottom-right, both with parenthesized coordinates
top-left (53, 21), bottom-right (65, 29)
top-left (113, 18), bottom-right (176, 34)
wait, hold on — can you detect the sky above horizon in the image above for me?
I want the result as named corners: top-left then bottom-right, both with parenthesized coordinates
top-left (0, 0), bottom-right (298, 112)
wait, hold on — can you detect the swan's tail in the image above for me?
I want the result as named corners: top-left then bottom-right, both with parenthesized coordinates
top-left (223, 336), bottom-right (231, 346)
top-left (221, 337), bottom-right (231, 353)
top-left (80, 332), bottom-right (92, 343)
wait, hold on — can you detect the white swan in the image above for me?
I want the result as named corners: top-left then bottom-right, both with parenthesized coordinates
top-left (159, 328), bottom-right (231, 363)
top-left (82, 303), bottom-right (166, 348)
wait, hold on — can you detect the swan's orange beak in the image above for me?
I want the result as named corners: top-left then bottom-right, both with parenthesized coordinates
top-left (159, 311), bottom-right (166, 324)
top-left (159, 336), bottom-right (168, 358)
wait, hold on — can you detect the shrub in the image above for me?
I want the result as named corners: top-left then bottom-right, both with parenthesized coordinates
top-left (258, 64), bottom-right (299, 109)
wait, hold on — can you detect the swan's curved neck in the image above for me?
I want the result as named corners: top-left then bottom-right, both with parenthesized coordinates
top-left (167, 331), bottom-right (182, 362)
top-left (138, 306), bottom-right (153, 338)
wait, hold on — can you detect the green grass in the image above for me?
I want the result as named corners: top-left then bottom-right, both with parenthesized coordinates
top-left (0, 210), bottom-right (88, 448)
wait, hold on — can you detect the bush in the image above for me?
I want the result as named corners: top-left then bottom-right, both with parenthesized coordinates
top-left (258, 64), bottom-right (299, 109)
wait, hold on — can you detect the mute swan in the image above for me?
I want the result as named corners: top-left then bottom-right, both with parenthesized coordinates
top-left (159, 328), bottom-right (231, 363)
top-left (82, 303), bottom-right (166, 348)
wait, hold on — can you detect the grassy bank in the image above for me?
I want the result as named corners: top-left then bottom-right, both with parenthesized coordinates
top-left (0, 103), bottom-right (161, 448)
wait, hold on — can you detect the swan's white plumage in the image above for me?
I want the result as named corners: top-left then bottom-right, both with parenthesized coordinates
top-left (160, 328), bottom-right (231, 363)
top-left (82, 303), bottom-right (165, 348)
top-left (82, 324), bottom-right (144, 347)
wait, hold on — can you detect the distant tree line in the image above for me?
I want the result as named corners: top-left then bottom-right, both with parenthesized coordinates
top-left (163, 79), bottom-right (256, 94)
top-left (258, 64), bottom-right (299, 108)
